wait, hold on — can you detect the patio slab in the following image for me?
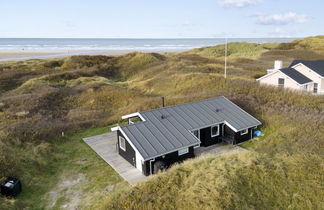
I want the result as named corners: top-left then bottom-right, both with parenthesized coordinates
top-left (83, 131), bottom-right (147, 185)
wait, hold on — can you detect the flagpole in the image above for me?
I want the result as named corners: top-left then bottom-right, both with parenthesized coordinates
top-left (224, 37), bottom-right (227, 79)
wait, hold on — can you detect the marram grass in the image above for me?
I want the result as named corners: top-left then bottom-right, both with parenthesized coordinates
top-left (0, 36), bottom-right (323, 209)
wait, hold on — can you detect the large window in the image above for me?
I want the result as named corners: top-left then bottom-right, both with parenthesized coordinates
top-left (211, 125), bottom-right (220, 137)
top-left (314, 83), bottom-right (318, 94)
top-left (119, 136), bottom-right (126, 151)
top-left (278, 78), bottom-right (285, 87)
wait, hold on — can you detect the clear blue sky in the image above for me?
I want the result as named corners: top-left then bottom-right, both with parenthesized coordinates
top-left (1, 0), bottom-right (323, 38)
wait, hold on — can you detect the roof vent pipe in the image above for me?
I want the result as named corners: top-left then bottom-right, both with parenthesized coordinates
top-left (161, 96), bottom-right (165, 108)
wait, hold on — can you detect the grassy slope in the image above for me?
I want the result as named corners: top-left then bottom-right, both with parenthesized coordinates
top-left (1, 126), bottom-right (128, 210)
top-left (102, 153), bottom-right (323, 210)
top-left (100, 111), bottom-right (323, 210)
top-left (98, 36), bottom-right (324, 209)
top-left (0, 36), bottom-right (323, 209)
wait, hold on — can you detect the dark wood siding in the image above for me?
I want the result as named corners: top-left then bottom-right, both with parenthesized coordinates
top-left (223, 125), bottom-right (253, 144)
top-left (199, 125), bottom-right (223, 147)
top-left (234, 128), bottom-right (253, 144)
top-left (224, 125), bottom-right (236, 139)
top-left (142, 161), bottom-right (151, 176)
top-left (142, 146), bottom-right (195, 176)
top-left (117, 130), bottom-right (136, 167)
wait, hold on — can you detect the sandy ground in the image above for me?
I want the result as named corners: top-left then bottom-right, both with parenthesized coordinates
top-left (46, 171), bottom-right (125, 209)
top-left (0, 49), bottom-right (178, 62)
top-left (47, 173), bottom-right (85, 209)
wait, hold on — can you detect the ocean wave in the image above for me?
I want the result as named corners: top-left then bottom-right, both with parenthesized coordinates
top-left (0, 38), bottom-right (296, 51)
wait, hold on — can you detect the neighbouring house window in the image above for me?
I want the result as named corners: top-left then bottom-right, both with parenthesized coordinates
top-left (314, 83), bottom-right (318, 94)
top-left (303, 85), bottom-right (308, 91)
top-left (211, 125), bottom-right (220, 137)
top-left (278, 78), bottom-right (285, 88)
top-left (178, 148), bottom-right (189, 156)
top-left (119, 136), bottom-right (126, 151)
top-left (193, 130), bottom-right (200, 139)
top-left (240, 129), bottom-right (248, 135)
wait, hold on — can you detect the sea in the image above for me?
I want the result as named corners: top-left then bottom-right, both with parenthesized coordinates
top-left (0, 38), bottom-right (297, 51)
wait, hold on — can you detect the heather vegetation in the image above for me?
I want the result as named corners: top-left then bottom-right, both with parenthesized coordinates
top-left (0, 36), bottom-right (323, 209)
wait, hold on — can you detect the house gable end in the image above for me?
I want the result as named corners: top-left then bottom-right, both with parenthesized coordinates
top-left (291, 62), bottom-right (324, 78)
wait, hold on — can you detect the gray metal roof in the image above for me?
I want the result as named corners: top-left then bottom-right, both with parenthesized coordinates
top-left (120, 96), bottom-right (261, 160)
top-left (289, 60), bottom-right (324, 77)
top-left (279, 68), bottom-right (313, 85)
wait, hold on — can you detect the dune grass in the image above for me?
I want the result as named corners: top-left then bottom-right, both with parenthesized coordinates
top-left (100, 151), bottom-right (323, 210)
top-left (187, 42), bottom-right (267, 59)
top-left (0, 36), bottom-right (323, 209)
top-left (0, 126), bottom-right (127, 210)
top-left (98, 100), bottom-right (324, 210)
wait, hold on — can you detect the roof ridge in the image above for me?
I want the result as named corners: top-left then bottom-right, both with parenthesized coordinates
top-left (139, 96), bottom-right (226, 114)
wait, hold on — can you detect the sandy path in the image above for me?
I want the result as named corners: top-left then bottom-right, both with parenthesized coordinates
top-left (47, 173), bottom-right (85, 209)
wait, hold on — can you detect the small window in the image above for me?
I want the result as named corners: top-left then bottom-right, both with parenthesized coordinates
top-left (211, 125), bottom-right (220, 137)
top-left (178, 148), bottom-right (189, 156)
top-left (314, 83), bottom-right (318, 94)
top-left (278, 78), bottom-right (285, 87)
top-left (119, 136), bottom-right (126, 151)
top-left (240, 129), bottom-right (248, 135)
top-left (303, 85), bottom-right (308, 91)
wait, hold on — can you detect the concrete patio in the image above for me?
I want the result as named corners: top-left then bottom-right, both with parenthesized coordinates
top-left (83, 131), bottom-right (147, 185)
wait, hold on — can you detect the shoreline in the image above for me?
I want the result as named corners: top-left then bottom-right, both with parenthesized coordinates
top-left (0, 49), bottom-right (182, 62)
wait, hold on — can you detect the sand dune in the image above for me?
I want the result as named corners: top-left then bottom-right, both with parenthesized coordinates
top-left (0, 50), bottom-right (137, 62)
top-left (0, 49), bottom-right (178, 62)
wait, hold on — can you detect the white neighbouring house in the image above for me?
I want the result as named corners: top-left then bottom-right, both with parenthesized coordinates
top-left (256, 60), bottom-right (324, 94)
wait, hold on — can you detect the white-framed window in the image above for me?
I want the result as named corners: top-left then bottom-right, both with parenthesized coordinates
top-left (240, 129), bottom-right (248, 135)
top-left (314, 83), bottom-right (318, 94)
top-left (278, 78), bottom-right (285, 88)
top-left (178, 148), bottom-right (189, 156)
top-left (211, 125), bottom-right (220, 137)
top-left (119, 136), bottom-right (126, 151)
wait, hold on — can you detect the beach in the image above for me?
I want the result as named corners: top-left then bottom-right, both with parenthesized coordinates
top-left (0, 38), bottom-right (296, 62)
top-left (0, 50), bottom-right (143, 62)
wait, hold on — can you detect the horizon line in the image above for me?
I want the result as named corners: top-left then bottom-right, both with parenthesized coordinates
top-left (0, 37), bottom-right (302, 39)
